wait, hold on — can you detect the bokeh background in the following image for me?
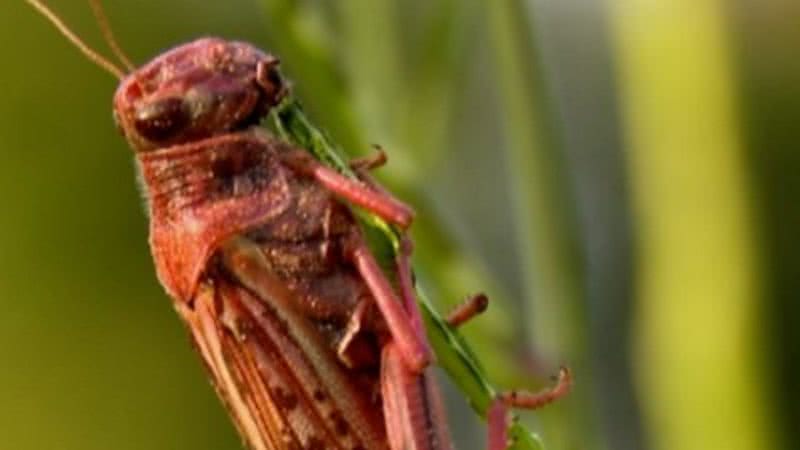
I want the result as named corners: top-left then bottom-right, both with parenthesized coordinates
top-left (1, 1), bottom-right (797, 449)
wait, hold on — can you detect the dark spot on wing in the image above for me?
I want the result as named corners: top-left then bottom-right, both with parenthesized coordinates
top-left (271, 385), bottom-right (299, 412)
top-left (287, 439), bottom-right (303, 450)
top-left (306, 435), bottom-right (325, 450)
top-left (220, 341), bottom-right (252, 397)
top-left (329, 411), bottom-right (349, 436)
top-left (234, 317), bottom-right (255, 342)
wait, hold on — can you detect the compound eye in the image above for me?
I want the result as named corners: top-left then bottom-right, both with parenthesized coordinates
top-left (133, 97), bottom-right (191, 142)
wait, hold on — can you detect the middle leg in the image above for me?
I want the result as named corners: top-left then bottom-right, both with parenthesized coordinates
top-left (348, 234), bottom-right (431, 373)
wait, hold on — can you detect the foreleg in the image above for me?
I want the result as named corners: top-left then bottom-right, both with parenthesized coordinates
top-left (349, 146), bottom-right (387, 172)
top-left (282, 150), bottom-right (414, 228)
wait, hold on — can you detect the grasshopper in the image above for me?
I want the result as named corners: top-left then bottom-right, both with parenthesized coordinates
top-left (26, 2), bottom-right (571, 450)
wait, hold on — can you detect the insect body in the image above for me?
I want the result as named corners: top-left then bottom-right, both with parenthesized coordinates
top-left (27, 3), bottom-right (571, 450)
top-left (116, 37), bottom-right (443, 450)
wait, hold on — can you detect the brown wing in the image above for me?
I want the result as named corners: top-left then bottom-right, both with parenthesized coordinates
top-left (177, 286), bottom-right (286, 450)
top-left (175, 236), bottom-right (388, 450)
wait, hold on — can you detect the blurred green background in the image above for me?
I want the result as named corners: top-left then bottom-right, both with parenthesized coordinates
top-left (1, 1), bottom-right (797, 449)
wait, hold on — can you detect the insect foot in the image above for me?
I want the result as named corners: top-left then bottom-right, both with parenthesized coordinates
top-left (488, 367), bottom-right (573, 450)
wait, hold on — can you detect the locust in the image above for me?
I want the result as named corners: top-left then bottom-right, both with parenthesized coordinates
top-left (27, 2), bottom-right (572, 450)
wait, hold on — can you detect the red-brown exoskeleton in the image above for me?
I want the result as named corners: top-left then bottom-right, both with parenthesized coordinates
top-left (27, 2), bottom-right (571, 450)
top-left (117, 36), bottom-right (444, 450)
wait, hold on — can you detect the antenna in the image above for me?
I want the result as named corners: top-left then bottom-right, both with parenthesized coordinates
top-left (25, 0), bottom-right (126, 80)
top-left (88, 0), bottom-right (135, 72)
